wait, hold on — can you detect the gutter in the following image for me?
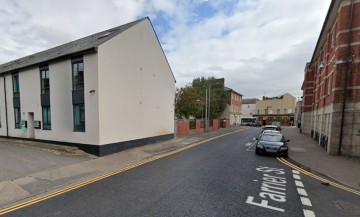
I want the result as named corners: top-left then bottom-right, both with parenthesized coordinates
top-left (338, 0), bottom-right (354, 156)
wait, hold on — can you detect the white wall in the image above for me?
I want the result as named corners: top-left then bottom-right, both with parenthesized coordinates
top-left (241, 103), bottom-right (257, 117)
top-left (0, 54), bottom-right (100, 145)
top-left (97, 19), bottom-right (175, 145)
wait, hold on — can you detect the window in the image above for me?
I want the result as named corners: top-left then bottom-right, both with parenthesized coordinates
top-left (327, 76), bottom-right (331, 94)
top-left (277, 109), bottom-right (280, 114)
top-left (331, 30), bottom-right (335, 48)
top-left (284, 109), bottom-right (288, 114)
top-left (14, 107), bottom-right (21, 128)
top-left (265, 109), bottom-right (268, 114)
top-left (72, 60), bottom-right (84, 90)
top-left (73, 104), bottom-right (85, 131)
top-left (42, 106), bottom-right (51, 130)
top-left (40, 67), bottom-right (50, 94)
top-left (12, 74), bottom-right (20, 97)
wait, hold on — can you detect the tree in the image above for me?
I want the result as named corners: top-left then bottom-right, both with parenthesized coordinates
top-left (175, 77), bottom-right (228, 119)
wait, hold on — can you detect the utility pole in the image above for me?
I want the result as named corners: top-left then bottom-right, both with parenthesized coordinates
top-left (208, 85), bottom-right (211, 123)
top-left (205, 89), bottom-right (208, 132)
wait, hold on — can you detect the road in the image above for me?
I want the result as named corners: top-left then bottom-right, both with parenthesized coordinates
top-left (3, 128), bottom-right (360, 216)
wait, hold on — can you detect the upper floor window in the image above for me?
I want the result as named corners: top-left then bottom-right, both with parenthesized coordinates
top-left (72, 59), bottom-right (84, 90)
top-left (284, 109), bottom-right (288, 114)
top-left (327, 76), bottom-right (331, 95)
top-left (40, 67), bottom-right (50, 94)
top-left (12, 74), bottom-right (20, 98)
top-left (277, 109), bottom-right (280, 114)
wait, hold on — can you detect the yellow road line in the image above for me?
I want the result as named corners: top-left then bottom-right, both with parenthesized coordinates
top-left (277, 157), bottom-right (360, 196)
top-left (0, 129), bottom-right (245, 216)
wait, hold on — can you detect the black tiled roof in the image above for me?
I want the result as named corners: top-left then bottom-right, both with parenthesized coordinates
top-left (0, 17), bottom-right (147, 74)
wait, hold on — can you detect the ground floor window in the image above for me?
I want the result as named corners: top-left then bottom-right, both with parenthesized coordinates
top-left (42, 106), bottom-right (51, 130)
top-left (73, 104), bottom-right (85, 132)
top-left (14, 107), bottom-right (21, 128)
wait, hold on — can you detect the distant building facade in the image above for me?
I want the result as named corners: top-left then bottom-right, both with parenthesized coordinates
top-left (220, 86), bottom-right (243, 126)
top-left (0, 18), bottom-right (176, 156)
top-left (301, 0), bottom-right (360, 156)
top-left (241, 98), bottom-right (259, 118)
top-left (253, 93), bottom-right (296, 126)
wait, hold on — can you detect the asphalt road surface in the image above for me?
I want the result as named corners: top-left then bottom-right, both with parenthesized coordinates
top-left (3, 128), bottom-right (360, 216)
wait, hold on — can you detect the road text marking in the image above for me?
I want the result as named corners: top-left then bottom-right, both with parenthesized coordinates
top-left (246, 166), bottom-right (286, 213)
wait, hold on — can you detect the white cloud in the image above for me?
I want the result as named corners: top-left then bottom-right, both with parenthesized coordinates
top-left (0, 0), bottom-right (331, 99)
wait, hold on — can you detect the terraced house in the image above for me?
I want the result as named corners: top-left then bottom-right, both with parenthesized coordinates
top-left (301, 0), bottom-right (360, 156)
top-left (0, 17), bottom-right (176, 156)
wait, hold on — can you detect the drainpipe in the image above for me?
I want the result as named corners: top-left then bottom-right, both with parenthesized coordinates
top-left (338, 0), bottom-right (354, 156)
top-left (2, 76), bottom-right (9, 137)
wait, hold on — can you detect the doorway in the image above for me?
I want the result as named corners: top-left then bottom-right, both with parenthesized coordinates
top-left (28, 112), bottom-right (35, 139)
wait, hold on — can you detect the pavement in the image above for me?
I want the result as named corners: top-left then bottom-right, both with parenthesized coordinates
top-left (0, 125), bottom-right (359, 209)
top-left (282, 126), bottom-right (360, 191)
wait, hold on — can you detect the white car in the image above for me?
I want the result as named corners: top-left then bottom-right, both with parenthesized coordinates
top-left (261, 130), bottom-right (282, 135)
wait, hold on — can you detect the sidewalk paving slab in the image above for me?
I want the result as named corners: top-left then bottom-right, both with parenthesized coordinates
top-left (282, 126), bottom-right (360, 191)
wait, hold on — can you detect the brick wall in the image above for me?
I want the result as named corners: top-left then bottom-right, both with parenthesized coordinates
top-left (177, 119), bottom-right (223, 137)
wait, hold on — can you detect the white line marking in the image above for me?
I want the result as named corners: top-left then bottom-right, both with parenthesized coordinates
top-left (303, 209), bottom-right (316, 217)
top-left (295, 180), bottom-right (304, 187)
top-left (245, 142), bottom-right (252, 146)
top-left (293, 174), bottom-right (301, 180)
top-left (252, 137), bottom-right (256, 141)
top-left (300, 197), bottom-right (312, 207)
top-left (292, 170), bottom-right (300, 174)
top-left (297, 188), bottom-right (308, 196)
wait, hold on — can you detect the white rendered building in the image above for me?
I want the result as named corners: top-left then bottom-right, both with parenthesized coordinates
top-left (0, 17), bottom-right (176, 156)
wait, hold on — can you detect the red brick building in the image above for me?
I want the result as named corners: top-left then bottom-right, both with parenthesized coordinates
top-left (301, 0), bottom-right (360, 156)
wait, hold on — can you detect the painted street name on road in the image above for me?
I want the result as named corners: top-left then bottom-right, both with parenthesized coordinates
top-left (246, 166), bottom-right (287, 212)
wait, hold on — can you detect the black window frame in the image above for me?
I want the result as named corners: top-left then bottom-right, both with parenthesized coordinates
top-left (40, 66), bottom-right (50, 94)
top-left (72, 58), bottom-right (84, 91)
top-left (42, 106), bottom-right (51, 130)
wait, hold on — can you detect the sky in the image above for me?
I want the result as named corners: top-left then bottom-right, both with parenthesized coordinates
top-left (0, 0), bottom-right (332, 99)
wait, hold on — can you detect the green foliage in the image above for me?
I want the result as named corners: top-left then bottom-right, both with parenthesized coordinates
top-left (175, 77), bottom-right (228, 119)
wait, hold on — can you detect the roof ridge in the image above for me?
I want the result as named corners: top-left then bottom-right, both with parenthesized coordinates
top-left (0, 17), bottom-right (147, 73)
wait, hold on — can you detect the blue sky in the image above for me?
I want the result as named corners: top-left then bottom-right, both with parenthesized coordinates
top-left (0, 0), bottom-right (331, 99)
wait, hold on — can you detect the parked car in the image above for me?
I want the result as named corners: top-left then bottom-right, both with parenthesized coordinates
top-left (261, 129), bottom-right (282, 135)
top-left (262, 125), bottom-right (281, 131)
top-left (255, 132), bottom-right (289, 157)
top-left (271, 122), bottom-right (282, 130)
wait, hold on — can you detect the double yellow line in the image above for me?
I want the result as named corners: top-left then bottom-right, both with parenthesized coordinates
top-left (277, 157), bottom-right (360, 196)
top-left (0, 129), bottom-right (244, 216)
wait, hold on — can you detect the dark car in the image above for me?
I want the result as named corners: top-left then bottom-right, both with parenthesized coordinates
top-left (255, 133), bottom-right (289, 157)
